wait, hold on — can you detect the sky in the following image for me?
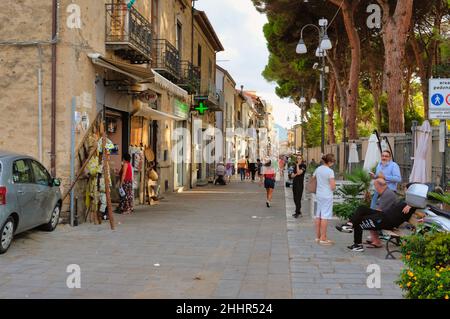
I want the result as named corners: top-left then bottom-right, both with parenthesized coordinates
top-left (195, 0), bottom-right (300, 130)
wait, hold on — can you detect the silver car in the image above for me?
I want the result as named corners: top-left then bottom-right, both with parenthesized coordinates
top-left (0, 151), bottom-right (61, 254)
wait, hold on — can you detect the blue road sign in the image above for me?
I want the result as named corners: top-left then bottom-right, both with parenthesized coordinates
top-left (431, 93), bottom-right (444, 106)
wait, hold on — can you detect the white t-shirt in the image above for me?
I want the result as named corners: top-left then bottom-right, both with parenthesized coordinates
top-left (313, 165), bottom-right (335, 198)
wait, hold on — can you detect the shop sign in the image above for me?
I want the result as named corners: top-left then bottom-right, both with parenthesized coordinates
top-left (138, 89), bottom-right (158, 105)
top-left (174, 99), bottom-right (189, 120)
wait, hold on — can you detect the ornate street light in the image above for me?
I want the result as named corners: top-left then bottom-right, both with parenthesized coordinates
top-left (296, 18), bottom-right (332, 155)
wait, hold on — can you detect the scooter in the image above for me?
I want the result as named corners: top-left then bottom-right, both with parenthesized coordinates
top-left (406, 183), bottom-right (450, 233)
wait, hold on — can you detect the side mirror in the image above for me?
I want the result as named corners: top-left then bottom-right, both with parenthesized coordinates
top-left (53, 178), bottom-right (61, 187)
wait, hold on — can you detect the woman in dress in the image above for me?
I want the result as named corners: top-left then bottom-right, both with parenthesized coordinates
top-left (119, 153), bottom-right (134, 214)
top-left (260, 160), bottom-right (276, 207)
top-left (313, 154), bottom-right (336, 245)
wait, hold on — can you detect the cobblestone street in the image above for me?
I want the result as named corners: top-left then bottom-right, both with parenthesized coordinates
top-left (0, 177), bottom-right (404, 299)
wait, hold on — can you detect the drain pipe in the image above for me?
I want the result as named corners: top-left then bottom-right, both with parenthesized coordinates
top-left (50, 0), bottom-right (58, 177)
top-left (38, 68), bottom-right (43, 163)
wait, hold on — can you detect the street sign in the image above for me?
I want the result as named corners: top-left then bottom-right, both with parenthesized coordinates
top-left (429, 78), bottom-right (450, 119)
top-left (194, 95), bottom-right (208, 101)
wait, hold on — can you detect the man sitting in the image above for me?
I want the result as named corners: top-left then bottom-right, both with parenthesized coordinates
top-left (215, 163), bottom-right (226, 185)
top-left (336, 179), bottom-right (409, 252)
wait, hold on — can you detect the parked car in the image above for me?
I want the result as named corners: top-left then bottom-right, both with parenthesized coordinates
top-left (0, 151), bottom-right (62, 254)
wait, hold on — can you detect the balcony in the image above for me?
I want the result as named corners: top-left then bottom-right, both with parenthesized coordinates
top-left (152, 39), bottom-right (181, 82)
top-left (105, 3), bottom-right (152, 64)
top-left (178, 61), bottom-right (200, 95)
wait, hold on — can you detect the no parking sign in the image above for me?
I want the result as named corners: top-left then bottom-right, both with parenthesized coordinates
top-left (429, 78), bottom-right (450, 119)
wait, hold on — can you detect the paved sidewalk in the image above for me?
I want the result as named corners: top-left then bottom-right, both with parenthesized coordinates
top-left (0, 176), bottom-right (404, 299)
top-left (285, 184), bottom-right (404, 299)
top-left (0, 179), bottom-right (291, 299)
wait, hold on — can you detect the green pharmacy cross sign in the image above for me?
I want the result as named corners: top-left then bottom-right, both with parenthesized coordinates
top-left (195, 102), bottom-right (208, 115)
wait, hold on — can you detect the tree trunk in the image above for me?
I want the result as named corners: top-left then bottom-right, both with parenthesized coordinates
top-left (410, 1), bottom-right (443, 120)
top-left (378, 0), bottom-right (414, 133)
top-left (411, 35), bottom-right (429, 118)
top-left (369, 63), bottom-right (383, 132)
top-left (327, 74), bottom-right (336, 144)
top-left (331, 0), bottom-right (361, 140)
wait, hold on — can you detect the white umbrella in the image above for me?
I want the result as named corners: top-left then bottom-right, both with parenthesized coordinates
top-left (348, 143), bottom-right (359, 163)
top-left (363, 134), bottom-right (381, 172)
top-left (409, 120), bottom-right (431, 183)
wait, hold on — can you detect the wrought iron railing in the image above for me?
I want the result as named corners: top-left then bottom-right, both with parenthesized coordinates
top-left (105, 3), bottom-right (152, 62)
top-left (153, 39), bottom-right (181, 79)
top-left (179, 60), bottom-right (200, 94)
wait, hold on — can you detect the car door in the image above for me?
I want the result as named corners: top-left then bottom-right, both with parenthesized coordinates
top-left (30, 160), bottom-right (54, 224)
top-left (12, 159), bottom-right (38, 230)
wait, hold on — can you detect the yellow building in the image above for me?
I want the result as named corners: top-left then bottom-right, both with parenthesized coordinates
top-left (0, 0), bottom-right (224, 221)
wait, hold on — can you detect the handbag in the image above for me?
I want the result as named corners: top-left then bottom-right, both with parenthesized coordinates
top-left (307, 175), bottom-right (317, 193)
top-left (118, 187), bottom-right (126, 197)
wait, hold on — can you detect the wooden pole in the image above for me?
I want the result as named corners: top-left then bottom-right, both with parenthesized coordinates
top-left (101, 126), bottom-right (115, 230)
top-left (61, 145), bottom-right (98, 202)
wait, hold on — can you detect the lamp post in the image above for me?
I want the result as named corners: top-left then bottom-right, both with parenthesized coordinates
top-left (299, 96), bottom-right (306, 156)
top-left (296, 18), bottom-right (332, 155)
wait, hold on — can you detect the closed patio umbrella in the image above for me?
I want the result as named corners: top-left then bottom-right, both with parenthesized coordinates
top-left (409, 120), bottom-right (431, 183)
top-left (363, 134), bottom-right (381, 172)
top-left (348, 143), bottom-right (359, 163)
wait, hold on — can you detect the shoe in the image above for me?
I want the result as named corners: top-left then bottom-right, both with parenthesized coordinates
top-left (347, 244), bottom-right (364, 252)
top-left (292, 213), bottom-right (302, 218)
top-left (319, 240), bottom-right (334, 246)
top-left (336, 224), bottom-right (353, 233)
top-left (266, 201), bottom-right (271, 207)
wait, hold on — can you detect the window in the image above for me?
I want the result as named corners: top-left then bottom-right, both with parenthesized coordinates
top-left (152, 0), bottom-right (159, 36)
top-left (208, 59), bottom-right (212, 80)
top-left (13, 159), bottom-right (33, 184)
top-left (176, 21), bottom-right (182, 57)
top-left (31, 160), bottom-right (51, 186)
top-left (197, 44), bottom-right (202, 67)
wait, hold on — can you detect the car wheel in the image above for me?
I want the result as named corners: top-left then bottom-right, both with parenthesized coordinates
top-left (0, 217), bottom-right (15, 254)
top-left (41, 205), bottom-right (60, 232)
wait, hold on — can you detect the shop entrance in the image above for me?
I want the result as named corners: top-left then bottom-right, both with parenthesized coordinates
top-left (105, 109), bottom-right (130, 188)
top-left (174, 121), bottom-right (186, 187)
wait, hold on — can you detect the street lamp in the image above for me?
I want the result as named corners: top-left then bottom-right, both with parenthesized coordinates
top-left (296, 18), bottom-right (332, 155)
top-left (298, 95), bottom-right (306, 156)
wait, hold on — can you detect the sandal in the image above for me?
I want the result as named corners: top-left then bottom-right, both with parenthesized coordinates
top-left (319, 240), bottom-right (334, 246)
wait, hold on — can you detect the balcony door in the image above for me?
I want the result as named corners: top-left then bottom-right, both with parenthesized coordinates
top-left (151, 0), bottom-right (159, 37)
top-left (176, 21), bottom-right (183, 60)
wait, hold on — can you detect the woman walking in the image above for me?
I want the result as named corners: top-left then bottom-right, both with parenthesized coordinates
top-left (292, 154), bottom-right (307, 218)
top-left (313, 154), bottom-right (336, 245)
top-left (260, 160), bottom-right (276, 207)
top-left (119, 153), bottom-right (134, 214)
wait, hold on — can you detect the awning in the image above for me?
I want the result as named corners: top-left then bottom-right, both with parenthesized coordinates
top-left (133, 101), bottom-right (185, 121)
top-left (88, 53), bottom-right (190, 102)
top-left (89, 55), bottom-right (155, 83)
top-left (152, 71), bottom-right (189, 102)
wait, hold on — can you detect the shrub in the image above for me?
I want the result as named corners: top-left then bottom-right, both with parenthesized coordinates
top-left (397, 266), bottom-right (450, 299)
top-left (333, 199), bottom-right (365, 220)
top-left (397, 230), bottom-right (450, 299)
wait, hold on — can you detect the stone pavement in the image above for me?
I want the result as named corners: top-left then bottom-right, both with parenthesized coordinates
top-left (285, 184), bottom-right (404, 299)
top-left (0, 176), bottom-right (405, 299)
top-left (0, 178), bottom-right (290, 299)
